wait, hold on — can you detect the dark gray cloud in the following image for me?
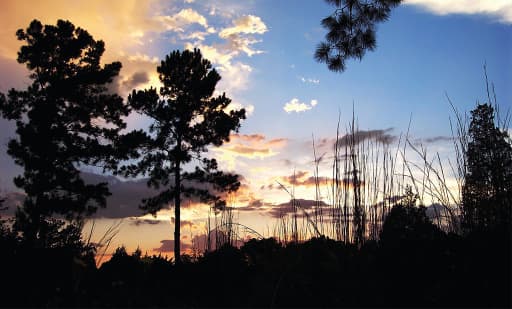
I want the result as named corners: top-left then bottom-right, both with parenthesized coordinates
top-left (0, 191), bottom-right (25, 216)
top-left (1, 171), bottom-right (232, 220)
top-left (421, 136), bottom-right (453, 144)
top-left (170, 218), bottom-right (195, 228)
top-left (0, 55), bottom-right (30, 92)
top-left (314, 128), bottom-right (396, 153)
top-left (107, 71), bottom-right (149, 96)
top-left (153, 239), bottom-right (192, 253)
top-left (236, 198), bottom-right (267, 212)
top-left (0, 119), bottom-right (22, 193)
top-left (122, 71), bottom-right (150, 90)
top-left (130, 218), bottom-right (167, 226)
top-left (81, 172), bottom-right (155, 219)
top-left (267, 198), bottom-right (329, 218)
top-left (336, 128), bottom-right (396, 147)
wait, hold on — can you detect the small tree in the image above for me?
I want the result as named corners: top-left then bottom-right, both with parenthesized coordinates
top-left (0, 20), bottom-right (136, 247)
top-left (125, 49), bottom-right (246, 264)
top-left (315, 0), bottom-right (402, 72)
top-left (462, 103), bottom-right (512, 233)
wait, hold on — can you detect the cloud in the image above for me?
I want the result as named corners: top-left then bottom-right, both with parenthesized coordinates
top-left (170, 218), bottom-right (196, 228)
top-left (219, 15), bottom-right (268, 37)
top-left (158, 8), bottom-right (210, 32)
top-left (236, 198), bottom-right (266, 212)
top-left (153, 239), bottom-right (192, 253)
top-left (223, 34), bottom-right (264, 57)
top-left (404, 0), bottom-right (512, 24)
top-left (183, 14), bottom-right (267, 96)
top-left (283, 98), bottom-right (319, 113)
top-left (231, 133), bottom-right (265, 142)
top-left (219, 134), bottom-right (287, 158)
top-left (130, 218), bottom-right (166, 226)
top-left (421, 136), bottom-right (454, 144)
top-left (213, 134), bottom-right (288, 170)
top-left (276, 171), bottom-right (360, 189)
top-left (300, 77), bottom-right (320, 84)
top-left (185, 42), bottom-right (254, 96)
top-left (267, 199), bottom-right (329, 219)
top-left (0, 192), bottom-right (25, 216)
top-left (0, 1), bottom-right (213, 100)
top-left (121, 71), bottom-right (150, 91)
top-left (81, 171), bottom-right (239, 219)
top-left (217, 15), bottom-right (268, 57)
top-left (335, 128), bottom-right (396, 147)
top-left (109, 53), bottom-right (162, 97)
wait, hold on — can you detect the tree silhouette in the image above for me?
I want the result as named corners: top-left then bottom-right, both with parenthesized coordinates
top-left (462, 103), bottom-right (512, 233)
top-left (0, 20), bottom-right (135, 247)
top-left (125, 49), bottom-right (246, 264)
top-left (315, 0), bottom-right (402, 72)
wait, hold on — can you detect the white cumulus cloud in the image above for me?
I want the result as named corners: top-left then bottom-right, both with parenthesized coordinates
top-left (283, 98), bottom-right (319, 113)
top-left (217, 15), bottom-right (268, 57)
top-left (404, 0), bottom-right (512, 24)
top-left (158, 8), bottom-right (211, 32)
top-left (219, 15), bottom-right (268, 37)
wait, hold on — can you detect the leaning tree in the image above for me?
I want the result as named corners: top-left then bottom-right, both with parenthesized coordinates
top-left (0, 20), bottom-right (140, 248)
top-left (124, 49), bottom-right (246, 264)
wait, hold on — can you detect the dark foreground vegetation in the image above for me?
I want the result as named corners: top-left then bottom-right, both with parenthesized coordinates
top-left (0, 223), bottom-right (510, 307)
top-left (0, 13), bottom-right (511, 308)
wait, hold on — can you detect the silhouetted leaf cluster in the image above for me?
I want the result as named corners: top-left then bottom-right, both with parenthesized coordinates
top-left (316, 0), bottom-right (402, 72)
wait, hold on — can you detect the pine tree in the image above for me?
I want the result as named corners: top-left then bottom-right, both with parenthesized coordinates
top-left (124, 49), bottom-right (246, 264)
top-left (0, 20), bottom-right (136, 247)
top-left (462, 103), bottom-right (512, 232)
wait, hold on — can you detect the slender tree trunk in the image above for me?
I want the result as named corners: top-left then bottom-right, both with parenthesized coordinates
top-left (174, 154), bottom-right (181, 265)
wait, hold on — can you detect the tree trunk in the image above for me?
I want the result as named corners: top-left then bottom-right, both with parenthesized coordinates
top-left (174, 159), bottom-right (181, 266)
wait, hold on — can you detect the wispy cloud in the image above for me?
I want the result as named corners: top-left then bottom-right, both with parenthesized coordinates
top-left (213, 133), bottom-right (288, 170)
top-left (219, 15), bottom-right (268, 37)
top-left (284, 98), bottom-right (318, 113)
top-left (158, 8), bottom-right (212, 32)
top-left (182, 15), bottom-right (268, 116)
top-left (404, 0), bottom-right (512, 24)
top-left (300, 77), bottom-right (320, 84)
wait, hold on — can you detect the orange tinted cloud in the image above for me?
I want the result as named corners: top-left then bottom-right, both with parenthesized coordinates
top-left (231, 133), bottom-right (265, 142)
top-left (213, 133), bottom-right (288, 169)
top-left (276, 171), bottom-right (362, 189)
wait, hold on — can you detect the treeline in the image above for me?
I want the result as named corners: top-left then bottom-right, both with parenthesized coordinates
top-left (0, 225), bottom-right (509, 307)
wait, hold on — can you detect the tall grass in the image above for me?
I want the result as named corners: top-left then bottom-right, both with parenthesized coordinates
top-left (274, 108), bottom-right (467, 245)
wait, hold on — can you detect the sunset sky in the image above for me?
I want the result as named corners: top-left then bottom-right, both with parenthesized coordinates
top-left (0, 0), bottom-right (510, 259)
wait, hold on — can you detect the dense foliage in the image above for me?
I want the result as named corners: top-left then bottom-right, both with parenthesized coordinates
top-left (0, 231), bottom-right (509, 307)
top-left (461, 103), bottom-right (512, 232)
top-left (316, 0), bottom-right (402, 72)
top-left (0, 20), bottom-right (139, 248)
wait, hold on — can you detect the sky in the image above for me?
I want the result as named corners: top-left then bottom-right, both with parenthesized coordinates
top-left (0, 0), bottom-right (510, 259)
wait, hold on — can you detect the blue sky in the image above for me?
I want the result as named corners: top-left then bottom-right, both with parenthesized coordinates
top-left (0, 0), bottom-right (510, 257)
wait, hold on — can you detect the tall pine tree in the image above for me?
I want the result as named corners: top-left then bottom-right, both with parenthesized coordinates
top-left (0, 20), bottom-right (137, 247)
top-left (462, 103), bottom-right (512, 232)
top-left (125, 49), bottom-right (245, 264)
